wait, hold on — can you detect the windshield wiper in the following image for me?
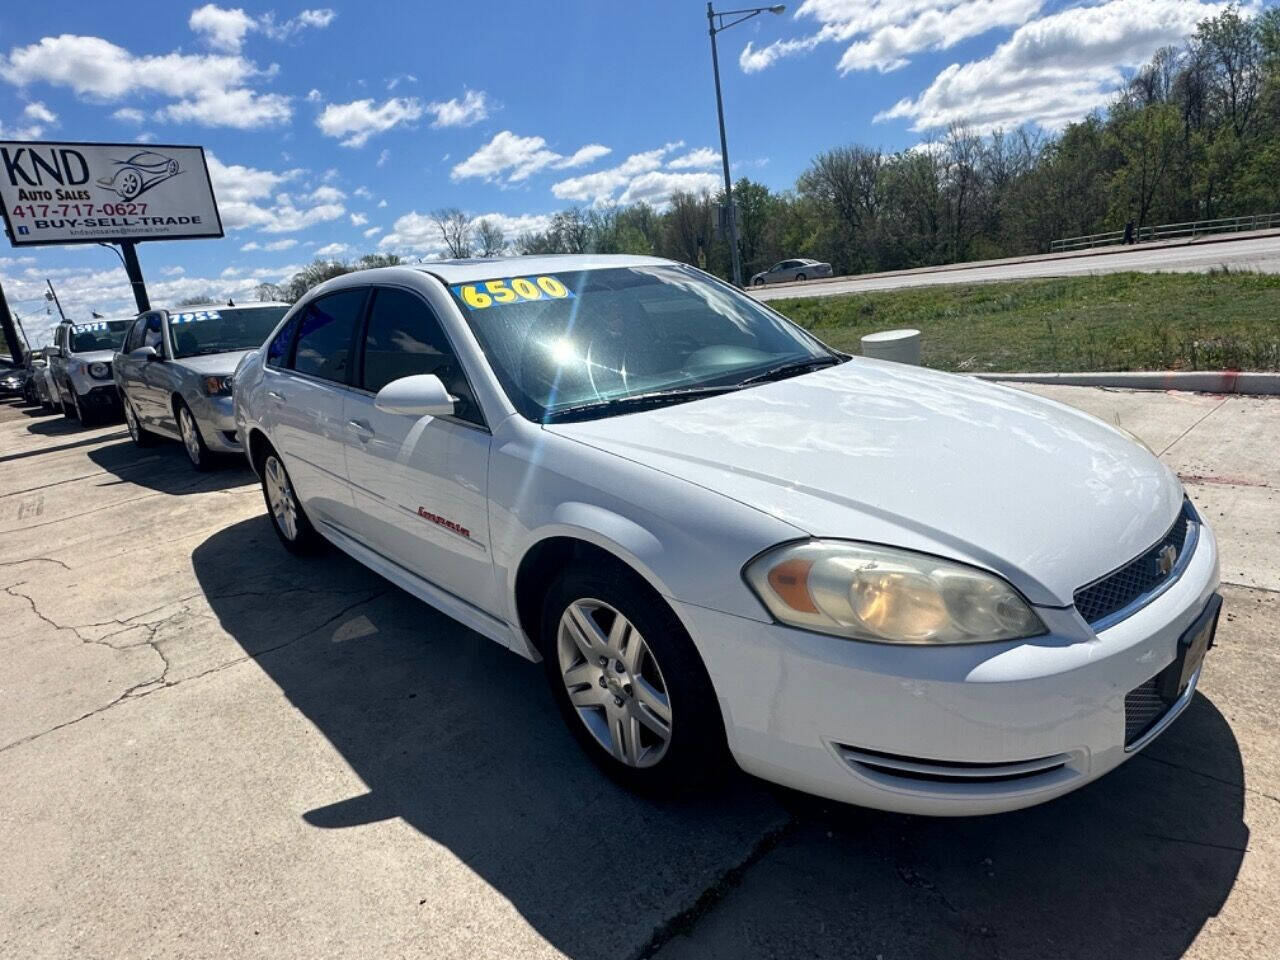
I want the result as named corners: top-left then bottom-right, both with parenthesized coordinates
top-left (736, 355), bottom-right (845, 387)
top-left (545, 385), bottom-right (739, 423)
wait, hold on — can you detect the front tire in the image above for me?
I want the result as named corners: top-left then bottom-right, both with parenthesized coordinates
top-left (540, 562), bottom-right (729, 794)
top-left (176, 401), bottom-right (213, 471)
top-left (795, 272), bottom-right (807, 282)
top-left (259, 446), bottom-right (324, 554)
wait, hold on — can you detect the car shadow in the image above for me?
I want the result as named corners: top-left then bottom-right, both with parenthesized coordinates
top-left (86, 439), bottom-right (254, 494)
top-left (192, 516), bottom-right (1246, 960)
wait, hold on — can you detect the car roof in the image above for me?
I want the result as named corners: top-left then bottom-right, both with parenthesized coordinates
top-left (409, 253), bottom-right (675, 285)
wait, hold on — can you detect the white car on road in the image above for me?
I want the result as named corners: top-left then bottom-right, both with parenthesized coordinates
top-left (234, 255), bottom-right (1220, 815)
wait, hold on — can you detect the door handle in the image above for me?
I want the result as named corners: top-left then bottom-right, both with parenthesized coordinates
top-left (267, 390), bottom-right (285, 402)
top-left (347, 418), bottom-right (374, 437)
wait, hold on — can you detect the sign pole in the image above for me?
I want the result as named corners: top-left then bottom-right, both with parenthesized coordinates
top-left (120, 240), bottom-right (151, 313)
top-left (0, 276), bottom-right (24, 364)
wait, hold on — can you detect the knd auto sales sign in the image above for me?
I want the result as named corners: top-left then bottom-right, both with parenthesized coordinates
top-left (0, 141), bottom-right (223, 246)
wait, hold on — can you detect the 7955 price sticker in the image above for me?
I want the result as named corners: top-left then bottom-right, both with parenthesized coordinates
top-left (451, 275), bottom-right (573, 310)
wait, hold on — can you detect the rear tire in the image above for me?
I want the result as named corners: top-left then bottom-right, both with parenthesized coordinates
top-left (795, 272), bottom-right (807, 282)
top-left (259, 445), bottom-right (324, 555)
top-left (539, 561), bottom-right (729, 794)
top-left (123, 397), bottom-right (157, 447)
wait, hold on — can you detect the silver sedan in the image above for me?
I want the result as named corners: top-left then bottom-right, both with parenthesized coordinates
top-left (751, 258), bottom-right (833, 286)
top-left (113, 303), bottom-right (290, 470)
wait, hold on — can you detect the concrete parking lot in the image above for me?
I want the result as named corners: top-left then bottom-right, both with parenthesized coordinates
top-left (2, 385), bottom-right (1277, 960)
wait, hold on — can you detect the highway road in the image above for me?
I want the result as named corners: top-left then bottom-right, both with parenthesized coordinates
top-left (752, 231), bottom-right (1280, 300)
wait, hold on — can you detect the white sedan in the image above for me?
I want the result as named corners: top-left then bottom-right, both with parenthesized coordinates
top-left (233, 255), bottom-right (1220, 816)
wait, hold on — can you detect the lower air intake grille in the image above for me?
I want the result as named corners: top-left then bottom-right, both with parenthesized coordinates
top-left (1125, 675), bottom-right (1170, 746)
top-left (836, 745), bottom-right (1070, 785)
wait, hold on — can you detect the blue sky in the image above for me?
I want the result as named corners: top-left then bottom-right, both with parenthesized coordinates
top-left (0, 0), bottom-right (1263, 343)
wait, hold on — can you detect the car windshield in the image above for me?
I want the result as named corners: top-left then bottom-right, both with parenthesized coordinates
top-left (167, 306), bottom-right (290, 359)
top-left (449, 264), bottom-right (836, 423)
top-left (70, 321), bottom-right (129, 353)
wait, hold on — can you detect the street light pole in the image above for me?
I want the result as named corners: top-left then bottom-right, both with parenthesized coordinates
top-left (706, 3), bottom-right (785, 288)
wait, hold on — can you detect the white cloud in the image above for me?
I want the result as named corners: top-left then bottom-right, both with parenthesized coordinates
top-left (739, 0), bottom-right (1044, 75)
top-left (316, 96), bottom-right (423, 147)
top-left (240, 240), bottom-right (261, 251)
top-left (387, 73), bottom-right (417, 91)
top-left (551, 142), bottom-right (687, 204)
top-left (22, 101), bottom-right (56, 124)
top-left (668, 147), bottom-right (720, 169)
top-left (376, 149), bottom-right (390, 167)
top-left (0, 33), bottom-right (291, 128)
top-left (112, 106), bottom-right (145, 123)
top-left (377, 198), bottom-right (388, 207)
top-left (427, 89), bottom-right (490, 128)
top-left (620, 170), bottom-right (722, 205)
top-left (362, 225), bottom-right (381, 237)
top-left (452, 131), bottom-right (614, 184)
top-left (877, 0), bottom-right (1239, 131)
top-left (350, 212), bottom-right (368, 226)
top-left (264, 238), bottom-right (298, 251)
top-left (205, 152), bottom-right (345, 233)
top-left (189, 5), bottom-right (255, 53)
top-left (191, 5), bottom-right (337, 52)
top-left (553, 143), bottom-right (612, 169)
top-left (353, 185), bottom-right (373, 199)
top-left (306, 88), bottom-right (322, 103)
top-left (315, 242), bottom-right (348, 256)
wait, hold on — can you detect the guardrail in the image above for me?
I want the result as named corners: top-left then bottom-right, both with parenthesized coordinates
top-left (1049, 213), bottom-right (1280, 252)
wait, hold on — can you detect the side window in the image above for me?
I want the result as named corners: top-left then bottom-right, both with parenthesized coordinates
top-left (143, 314), bottom-right (164, 352)
top-left (361, 287), bottom-right (482, 425)
top-left (124, 318), bottom-right (146, 353)
top-left (266, 312), bottom-right (299, 368)
top-left (292, 289), bottom-right (367, 383)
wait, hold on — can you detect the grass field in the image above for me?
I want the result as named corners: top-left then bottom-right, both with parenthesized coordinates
top-left (771, 270), bottom-right (1280, 372)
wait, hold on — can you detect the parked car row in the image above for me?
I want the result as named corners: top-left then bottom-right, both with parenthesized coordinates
top-left (8, 254), bottom-right (1222, 818)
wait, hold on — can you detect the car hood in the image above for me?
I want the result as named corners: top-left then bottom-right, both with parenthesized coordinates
top-left (171, 349), bottom-right (255, 376)
top-left (545, 359), bottom-right (1184, 606)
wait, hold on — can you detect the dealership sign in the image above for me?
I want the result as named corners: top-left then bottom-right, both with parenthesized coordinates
top-left (0, 141), bottom-right (223, 247)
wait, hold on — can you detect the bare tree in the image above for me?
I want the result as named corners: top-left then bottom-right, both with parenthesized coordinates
top-left (254, 282), bottom-right (286, 301)
top-left (175, 293), bottom-right (218, 306)
top-left (474, 218), bottom-right (507, 257)
top-left (430, 207), bottom-right (473, 258)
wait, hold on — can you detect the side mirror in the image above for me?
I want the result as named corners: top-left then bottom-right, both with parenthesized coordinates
top-left (45, 346), bottom-right (61, 358)
top-left (130, 345), bottom-right (160, 362)
top-left (374, 373), bottom-right (457, 417)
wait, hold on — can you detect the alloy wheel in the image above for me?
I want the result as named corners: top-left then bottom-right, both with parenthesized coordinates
top-left (264, 455), bottom-right (299, 541)
top-left (124, 402), bottom-right (140, 441)
top-left (179, 408), bottom-right (202, 465)
top-left (556, 598), bottom-right (673, 768)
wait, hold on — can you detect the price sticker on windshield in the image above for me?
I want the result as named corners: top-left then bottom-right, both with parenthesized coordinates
top-left (451, 275), bottom-right (574, 310)
top-left (172, 311), bottom-right (221, 324)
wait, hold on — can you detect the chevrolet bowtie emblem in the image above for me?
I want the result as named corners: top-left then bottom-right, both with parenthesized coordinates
top-left (1156, 544), bottom-right (1177, 576)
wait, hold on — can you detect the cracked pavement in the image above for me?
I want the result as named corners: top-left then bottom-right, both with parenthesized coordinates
top-left (2, 386), bottom-right (1278, 960)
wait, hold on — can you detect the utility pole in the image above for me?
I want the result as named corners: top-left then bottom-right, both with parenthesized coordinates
top-left (119, 241), bottom-right (151, 313)
top-left (706, 3), bottom-right (785, 288)
top-left (0, 276), bottom-right (23, 364)
top-left (46, 279), bottom-right (67, 322)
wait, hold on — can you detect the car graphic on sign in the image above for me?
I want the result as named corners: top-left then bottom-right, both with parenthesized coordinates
top-left (95, 151), bottom-right (181, 200)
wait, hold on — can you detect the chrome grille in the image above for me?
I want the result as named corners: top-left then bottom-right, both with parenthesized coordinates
top-left (1074, 505), bottom-right (1192, 627)
top-left (1125, 676), bottom-right (1168, 746)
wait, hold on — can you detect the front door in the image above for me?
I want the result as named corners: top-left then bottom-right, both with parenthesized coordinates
top-left (340, 285), bottom-right (496, 612)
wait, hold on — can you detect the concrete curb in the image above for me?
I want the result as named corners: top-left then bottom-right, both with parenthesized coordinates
top-left (976, 370), bottom-right (1280, 395)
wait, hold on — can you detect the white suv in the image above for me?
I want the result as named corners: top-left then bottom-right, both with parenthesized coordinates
top-left (234, 256), bottom-right (1220, 815)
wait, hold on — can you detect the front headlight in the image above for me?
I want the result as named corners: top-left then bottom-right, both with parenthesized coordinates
top-left (744, 540), bottom-right (1046, 645)
top-left (88, 361), bottom-right (110, 379)
top-left (202, 375), bottom-right (232, 396)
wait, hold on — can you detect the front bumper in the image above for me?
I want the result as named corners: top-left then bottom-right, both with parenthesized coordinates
top-left (676, 520), bottom-right (1220, 816)
top-left (188, 393), bottom-right (242, 453)
top-left (77, 384), bottom-right (122, 410)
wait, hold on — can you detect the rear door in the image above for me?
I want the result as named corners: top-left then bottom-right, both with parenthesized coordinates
top-left (340, 285), bottom-right (496, 611)
top-left (264, 288), bottom-right (368, 532)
